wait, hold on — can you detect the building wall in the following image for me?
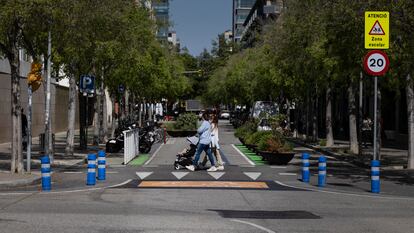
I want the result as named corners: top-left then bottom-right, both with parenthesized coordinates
top-left (0, 73), bottom-right (79, 143)
top-left (233, 0), bottom-right (255, 42)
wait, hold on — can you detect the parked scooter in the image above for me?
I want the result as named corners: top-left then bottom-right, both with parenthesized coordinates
top-left (105, 119), bottom-right (155, 154)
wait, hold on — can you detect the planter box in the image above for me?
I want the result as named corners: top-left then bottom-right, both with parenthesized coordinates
top-left (167, 130), bottom-right (197, 138)
top-left (258, 151), bottom-right (295, 165)
top-left (245, 144), bottom-right (257, 151)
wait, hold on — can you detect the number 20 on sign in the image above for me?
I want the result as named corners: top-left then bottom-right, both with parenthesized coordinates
top-left (363, 50), bottom-right (389, 77)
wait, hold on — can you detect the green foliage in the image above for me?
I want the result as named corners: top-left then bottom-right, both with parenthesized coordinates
top-left (257, 134), bottom-right (293, 153)
top-left (245, 131), bottom-right (272, 146)
top-left (173, 113), bottom-right (198, 131)
top-left (234, 120), bottom-right (258, 139)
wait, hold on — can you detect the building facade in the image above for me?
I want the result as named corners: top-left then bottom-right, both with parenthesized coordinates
top-left (232, 0), bottom-right (256, 43)
top-left (241, 0), bottom-right (284, 47)
top-left (0, 50), bottom-right (79, 143)
top-left (153, 0), bottom-right (170, 41)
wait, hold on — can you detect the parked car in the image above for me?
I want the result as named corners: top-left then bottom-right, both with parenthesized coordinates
top-left (220, 110), bottom-right (230, 119)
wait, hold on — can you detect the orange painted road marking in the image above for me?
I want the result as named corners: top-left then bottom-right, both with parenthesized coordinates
top-left (138, 181), bottom-right (269, 189)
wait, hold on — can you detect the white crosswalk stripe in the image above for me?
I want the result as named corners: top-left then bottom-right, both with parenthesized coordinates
top-left (172, 172), bottom-right (189, 180)
top-left (208, 172), bottom-right (225, 180)
top-left (243, 172), bottom-right (262, 181)
top-left (136, 172), bottom-right (153, 180)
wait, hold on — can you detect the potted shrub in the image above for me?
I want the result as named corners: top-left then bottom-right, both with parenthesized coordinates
top-left (166, 113), bottom-right (198, 137)
top-left (245, 131), bottom-right (272, 151)
top-left (234, 120), bottom-right (258, 144)
top-left (257, 133), bottom-right (295, 165)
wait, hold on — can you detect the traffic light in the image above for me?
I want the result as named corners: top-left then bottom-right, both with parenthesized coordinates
top-left (27, 62), bottom-right (42, 92)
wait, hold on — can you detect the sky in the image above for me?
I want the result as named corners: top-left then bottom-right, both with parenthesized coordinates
top-left (169, 0), bottom-right (232, 56)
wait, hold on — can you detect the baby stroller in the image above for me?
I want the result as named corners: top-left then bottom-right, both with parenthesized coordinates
top-left (174, 136), bottom-right (198, 170)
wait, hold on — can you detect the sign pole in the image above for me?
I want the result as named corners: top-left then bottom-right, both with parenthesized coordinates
top-left (373, 76), bottom-right (378, 161)
top-left (27, 86), bottom-right (32, 173)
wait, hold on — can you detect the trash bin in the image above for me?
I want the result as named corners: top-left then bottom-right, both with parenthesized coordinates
top-left (39, 133), bottom-right (55, 152)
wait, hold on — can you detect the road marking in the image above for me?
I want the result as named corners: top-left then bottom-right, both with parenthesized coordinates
top-left (230, 219), bottom-right (275, 233)
top-left (136, 172), bottom-right (153, 180)
top-left (138, 181), bottom-right (269, 189)
top-left (144, 143), bottom-right (164, 165)
top-left (172, 172), bottom-right (189, 180)
top-left (63, 171), bottom-right (83, 174)
top-left (231, 144), bottom-right (255, 166)
top-left (109, 165), bottom-right (126, 168)
top-left (244, 172), bottom-right (261, 181)
top-left (106, 171), bottom-right (118, 174)
top-left (270, 166), bottom-right (287, 169)
top-left (208, 172), bottom-right (225, 180)
top-left (107, 179), bottom-right (133, 188)
top-left (279, 173), bottom-right (297, 176)
top-left (274, 181), bottom-right (414, 201)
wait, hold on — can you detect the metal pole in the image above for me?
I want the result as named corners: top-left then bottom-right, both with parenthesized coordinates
top-left (359, 72), bottom-right (363, 156)
top-left (373, 76), bottom-right (378, 161)
top-left (27, 86), bottom-right (32, 173)
top-left (86, 94), bottom-right (88, 149)
top-left (45, 31), bottom-right (51, 158)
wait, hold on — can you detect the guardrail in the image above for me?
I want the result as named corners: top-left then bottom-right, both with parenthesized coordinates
top-left (123, 128), bottom-right (139, 165)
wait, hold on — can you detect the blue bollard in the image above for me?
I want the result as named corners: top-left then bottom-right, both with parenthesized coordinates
top-left (318, 156), bottom-right (327, 187)
top-left (371, 160), bottom-right (380, 193)
top-left (86, 154), bottom-right (97, 185)
top-left (302, 153), bottom-right (310, 183)
top-left (41, 156), bottom-right (51, 191)
top-left (97, 150), bottom-right (106, 181)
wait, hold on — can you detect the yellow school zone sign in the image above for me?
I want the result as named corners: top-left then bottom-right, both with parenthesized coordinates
top-left (365, 11), bottom-right (389, 49)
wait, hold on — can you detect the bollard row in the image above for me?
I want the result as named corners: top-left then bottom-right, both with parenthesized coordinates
top-left (301, 153), bottom-right (381, 193)
top-left (87, 150), bottom-right (106, 186)
top-left (301, 153), bottom-right (326, 186)
top-left (39, 151), bottom-right (107, 192)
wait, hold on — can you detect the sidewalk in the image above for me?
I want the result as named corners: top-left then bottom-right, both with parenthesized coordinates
top-left (286, 138), bottom-right (414, 195)
top-left (0, 129), bottom-right (110, 189)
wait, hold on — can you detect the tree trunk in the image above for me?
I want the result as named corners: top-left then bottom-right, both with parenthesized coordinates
top-left (326, 87), bottom-right (334, 146)
top-left (125, 90), bottom-right (129, 116)
top-left (286, 99), bottom-right (291, 131)
top-left (138, 101), bottom-right (142, 127)
top-left (99, 80), bottom-right (106, 142)
top-left (406, 74), bottom-right (414, 169)
top-left (110, 95), bottom-right (116, 138)
top-left (65, 75), bottom-right (77, 156)
top-left (348, 85), bottom-right (359, 154)
top-left (9, 50), bottom-right (23, 174)
top-left (305, 95), bottom-right (310, 141)
top-left (93, 96), bottom-right (99, 146)
top-left (79, 93), bottom-right (87, 149)
top-left (312, 94), bottom-right (318, 142)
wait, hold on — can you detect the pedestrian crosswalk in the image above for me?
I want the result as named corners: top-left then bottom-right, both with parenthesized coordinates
top-left (135, 171), bottom-right (264, 181)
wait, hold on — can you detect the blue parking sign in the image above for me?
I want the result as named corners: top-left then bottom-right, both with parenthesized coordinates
top-left (80, 75), bottom-right (95, 94)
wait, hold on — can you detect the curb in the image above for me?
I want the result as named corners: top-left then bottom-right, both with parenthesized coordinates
top-left (0, 174), bottom-right (41, 188)
top-left (286, 138), bottom-right (370, 169)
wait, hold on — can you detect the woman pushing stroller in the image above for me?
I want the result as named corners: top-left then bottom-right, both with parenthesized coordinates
top-left (185, 112), bottom-right (217, 172)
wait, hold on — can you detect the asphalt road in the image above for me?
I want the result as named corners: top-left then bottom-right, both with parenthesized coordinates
top-left (0, 121), bottom-right (413, 232)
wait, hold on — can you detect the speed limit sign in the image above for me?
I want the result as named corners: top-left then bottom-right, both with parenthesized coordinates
top-left (363, 50), bottom-right (390, 76)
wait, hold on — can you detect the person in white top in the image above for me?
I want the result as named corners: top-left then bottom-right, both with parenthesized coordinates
top-left (201, 114), bottom-right (224, 170)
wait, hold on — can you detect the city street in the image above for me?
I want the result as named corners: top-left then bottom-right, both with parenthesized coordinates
top-left (0, 121), bottom-right (413, 233)
top-left (1, 1), bottom-right (414, 232)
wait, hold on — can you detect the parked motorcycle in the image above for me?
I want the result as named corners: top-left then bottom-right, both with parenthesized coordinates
top-left (105, 119), bottom-right (155, 154)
